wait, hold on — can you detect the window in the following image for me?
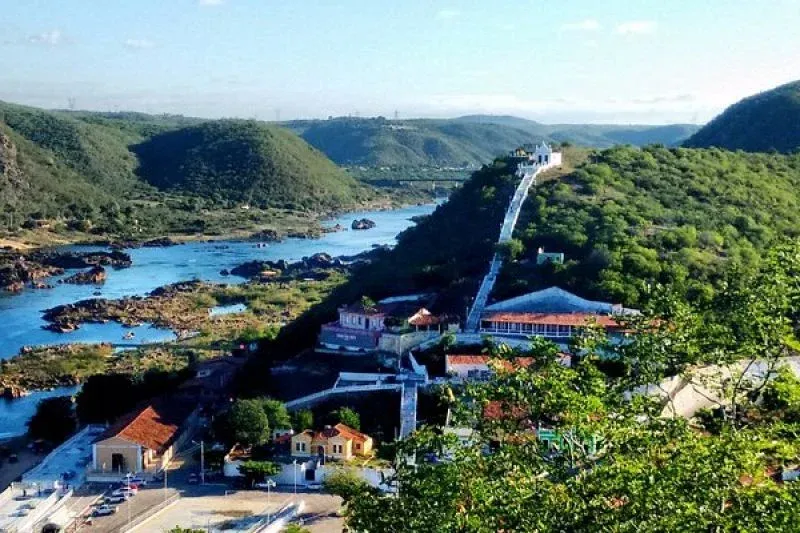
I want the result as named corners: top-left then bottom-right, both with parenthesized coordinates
top-left (558, 325), bottom-right (570, 336)
top-left (355, 443), bottom-right (361, 450)
top-left (522, 323), bottom-right (533, 334)
top-left (546, 324), bottom-right (558, 336)
top-left (295, 442), bottom-right (301, 452)
top-left (535, 324), bottom-right (546, 335)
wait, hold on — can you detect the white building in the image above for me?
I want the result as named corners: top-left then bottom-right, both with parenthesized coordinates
top-left (510, 142), bottom-right (562, 176)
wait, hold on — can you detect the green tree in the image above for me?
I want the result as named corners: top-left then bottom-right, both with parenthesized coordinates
top-left (228, 399), bottom-right (270, 446)
top-left (322, 469), bottom-right (375, 503)
top-left (292, 409), bottom-right (314, 431)
top-left (260, 398), bottom-right (292, 431)
top-left (495, 238), bottom-right (524, 261)
top-left (330, 407), bottom-right (361, 430)
top-left (27, 396), bottom-right (76, 444)
top-left (238, 460), bottom-right (280, 487)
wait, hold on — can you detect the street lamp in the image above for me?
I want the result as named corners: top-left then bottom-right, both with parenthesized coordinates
top-left (264, 479), bottom-right (276, 522)
top-left (192, 440), bottom-right (205, 485)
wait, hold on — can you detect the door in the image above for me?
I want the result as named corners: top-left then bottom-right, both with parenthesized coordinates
top-left (111, 453), bottom-right (125, 473)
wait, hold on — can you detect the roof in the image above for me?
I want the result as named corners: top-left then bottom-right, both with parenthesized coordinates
top-left (293, 423), bottom-right (370, 443)
top-left (97, 399), bottom-right (196, 453)
top-left (482, 312), bottom-right (622, 328)
top-left (408, 308), bottom-right (441, 327)
top-left (340, 298), bottom-right (433, 319)
top-left (485, 286), bottom-right (636, 315)
top-left (446, 355), bottom-right (534, 367)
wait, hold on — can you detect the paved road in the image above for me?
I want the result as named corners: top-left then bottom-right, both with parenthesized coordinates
top-left (80, 484), bottom-right (179, 532)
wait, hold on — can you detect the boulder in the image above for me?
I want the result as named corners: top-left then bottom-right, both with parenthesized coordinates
top-left (63, 266), bottom-right (107, 284)
top-left (351, 218), bottom-right (377, 230)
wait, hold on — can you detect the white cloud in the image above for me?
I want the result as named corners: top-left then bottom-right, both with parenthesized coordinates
top-left (124, 38), bottom-right (155, 49)
top-left (561, 19), bottom-right (601, 31)
top-left (436, 9), bottom-right (460, 21)
top-left (28, 30), bottom-right (64, 46)
top-left (615, 20), bottom-right (657, 35)
top-left (199, 0), bottom-right (225, 5)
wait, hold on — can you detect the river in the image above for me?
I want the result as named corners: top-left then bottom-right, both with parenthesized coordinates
top-left (0, 201), bottom-right (440, 438)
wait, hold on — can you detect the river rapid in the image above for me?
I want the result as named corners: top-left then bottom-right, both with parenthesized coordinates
top-left (0, 201), bottom-right (440, 438)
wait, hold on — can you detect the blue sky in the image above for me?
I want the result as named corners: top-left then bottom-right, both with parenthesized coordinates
top-left (1, 0), bottom-right (798, 124)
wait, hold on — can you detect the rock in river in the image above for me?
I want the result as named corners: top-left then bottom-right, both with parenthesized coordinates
top-left (351, 218), bottom-right (376, 230)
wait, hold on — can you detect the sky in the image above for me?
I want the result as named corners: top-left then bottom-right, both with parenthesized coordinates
top-left (1, 0), bottom-right (798, 124)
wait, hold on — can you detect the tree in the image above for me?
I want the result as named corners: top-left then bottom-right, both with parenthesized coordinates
top-left (322, 469), bottom-right (375, 503)
top-left (495, 238), bottom-right (524, 261)
top-left (282, 525), bottom-right (311, 533)
top-left (238, 460), bottom-right (280, 487)
top-left (228, 399), bottom-right (270, 447)
top-left (76, 373), bottom-right (136, 424)
top-left (27, 396), bottom-right (76, 444)
top-left (292, 409), bottom-right (313, 431)
top-left (329, 407), bottom-right (360, 430)
top-left (260, 398), bottom-right (292, 430)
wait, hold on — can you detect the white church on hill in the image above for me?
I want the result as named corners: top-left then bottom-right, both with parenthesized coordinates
top-left (509, 142), bottom-right (563, 175)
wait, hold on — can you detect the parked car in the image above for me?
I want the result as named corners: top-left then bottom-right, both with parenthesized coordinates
top-left (93, 505), bottom-right (117, 517)
top-left (104, 494), bottom-right (128, 504)
top-left (118, 482), bottom-right (139, 491)
top-left (254, 480), bottom-right (276, 490)
top-left (128, 476), bottom-right (147, 486)
top-left (306, 482), bottom-right (323, 491)
top-left (111, 488), bottom-right (135, 498)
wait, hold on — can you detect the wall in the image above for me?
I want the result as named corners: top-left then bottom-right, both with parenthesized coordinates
top-left (93, 436), bottom-right (142, 475)
top-left (378, 330), bottom-right (439, 355)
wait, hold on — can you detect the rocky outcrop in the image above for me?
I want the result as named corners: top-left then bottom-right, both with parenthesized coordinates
top-left (0, 255), bottom-right (64, 291)
top-left (249, 229), bottom-right (282, 242)
top-left (31, 249), bottom-right (132, 269)
top-left (1, 384), bottom-right (27, 400)
top-left (62, 265), bottom-right (107, 284)
top-left (351, 218), bottom-right (376, 230)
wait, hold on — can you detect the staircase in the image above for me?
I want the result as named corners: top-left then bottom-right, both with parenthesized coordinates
top-left (465, 165), bottom-right (543, 332)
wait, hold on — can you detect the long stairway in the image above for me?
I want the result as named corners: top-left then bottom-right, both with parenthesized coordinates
top-left (465, 166), bottom-right (543, 332)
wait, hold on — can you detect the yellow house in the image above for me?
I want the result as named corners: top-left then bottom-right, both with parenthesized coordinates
top-left (291, 423), bottom-right (373, 461)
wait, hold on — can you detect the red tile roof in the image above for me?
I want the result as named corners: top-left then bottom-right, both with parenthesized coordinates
top-left (482, 312), bottom-right (622, 328)
top-left (408, 309), bottom-right (441, 327)
top-left (296, 423), bottom-right (370, 443)
top-left (447, 355), bottom-right (535, 368)
top-left (99, 400), bottom-right (195, 453)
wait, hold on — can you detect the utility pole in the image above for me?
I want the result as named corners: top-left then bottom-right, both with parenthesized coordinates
top-left (200, 440), bottom-right (205, 485)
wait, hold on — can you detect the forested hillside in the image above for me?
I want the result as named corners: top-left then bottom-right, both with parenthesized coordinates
top-left (291, 116), bottom-right (699, 167)
top-left (0, 101), bottom-right (371, 237)
top-left (134, 120), bottom-right (369, 210)
top-left (685, 80), bottom-right (800, 153)
top-left (498, 146), bottom-right (800, 305)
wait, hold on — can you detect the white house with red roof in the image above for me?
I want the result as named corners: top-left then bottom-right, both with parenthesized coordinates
top-left (479, 287), bottom-right (637, 342)
top-left (445, 354), bottom-right (570, 380)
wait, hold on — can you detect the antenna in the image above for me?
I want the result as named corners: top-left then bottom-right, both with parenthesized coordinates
top-left (394, 109), bottom-right (399, 121)
top-left (67, 98), bottom-right (76, 111)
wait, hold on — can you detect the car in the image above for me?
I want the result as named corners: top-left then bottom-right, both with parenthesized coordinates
top-left (111, 488), bottom-right (135, 498)
top-left (128, 476), bottom-right (147, 486)
top-left (104, 494), bottom-right (128, 504)
top-left (254, 480), bottom-right (276, 490)
top-left (119, 482), bottom-right (139, 491)
top-left (93, 505), bottom-right (117, 517)
top-left (306, 482), bottom-right (323, 491)
top-left (15, 508), bottom-right (30, 517)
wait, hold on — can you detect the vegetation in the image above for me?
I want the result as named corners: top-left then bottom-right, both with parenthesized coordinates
top-left (228, 399), bottom-right (271, 447)
top-left (27, 396), bottom-right (76, 444)
top-left (342, 243), bottom-right (800, 531)
top-left (290, 116), bottom-right (698, 167)
top-left (292, 409), bottom-right (314, 431)
top-left (323, 469), bottom-right (376, 502)
top-left (685, 80), bottom-right (800, 153)
top-left (498, 145), bottom-right (800, 306)
top-left (0, 101), bottom-right (388, 244)
top-left (328, 407), bottom-right (362, 430)
top-left (237, 460), bottom-right (280, 486)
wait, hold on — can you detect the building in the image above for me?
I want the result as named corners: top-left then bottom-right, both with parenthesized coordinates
top-left (509, 142), bottom-right (563, 174)
top-left (445, 354), bottom-right (570, 380)
top-left (177, 355), bottom-right (246, 406)
top-left (91, 400), bottom-right (198, 475)
top-left (290, 423), bottom-right (373, 461)
top-left (319, 295), bottom-right (450, 354)
top-left (479, 287), bottom-right (637, 342)
top-left (536, 247), bottom-right (564, 265)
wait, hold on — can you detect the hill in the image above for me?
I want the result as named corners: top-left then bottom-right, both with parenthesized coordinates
top-left (684, 80), bottom-right (800, 153)
top-left (0, 102), bottom-right (371, 239)
top-left (271, 145), bottom-right (800, 354)
top-left (293, 116), bottom-right (700, 167)
top-left (133, 120), bottom-right (368, 210)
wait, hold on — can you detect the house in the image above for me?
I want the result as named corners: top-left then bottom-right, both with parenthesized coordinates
top-left (536, 247), bottom-right (564, 265)
top-left (91, 400), bottom-right (198, 475)
top-left (479, 287), bottom-right (637, 342)
top-left (291, 423), bottom-right (373, 461)
top-left (177, 356), bottom-right (246, 405)
top-left (319, 295), bottom-right (450, 354)
top-left (445, 354), bottom-right (570, 380)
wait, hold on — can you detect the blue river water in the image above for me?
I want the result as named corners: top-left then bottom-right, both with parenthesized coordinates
top-left (0, 202), bottom-right (440, 438)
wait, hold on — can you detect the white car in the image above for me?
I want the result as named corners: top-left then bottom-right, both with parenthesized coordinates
top-left (254, 480), bottom-right (276, 490)
top-left (93, 505), bottom-right (117, 517)
top-left (111, 488), bottom-right (135, 498)
top-left (306, 482), bottom-right (323, 491)
top-left (105, 494), bottom-right (128, 504)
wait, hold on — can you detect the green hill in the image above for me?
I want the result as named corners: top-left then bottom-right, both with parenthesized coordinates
top-left (293, 116), bottom-right (699, 167)
top-left (133, 120), bottom-right (368, 210)
top-left (684, 80), bottom-right (800, 153)
top-left (0, 102), bottom-right (370, 238)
